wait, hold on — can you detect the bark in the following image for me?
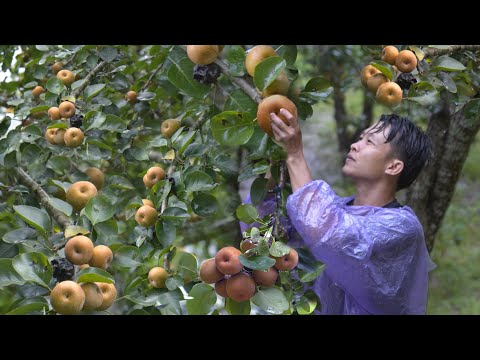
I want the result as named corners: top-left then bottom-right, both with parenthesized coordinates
top-left (406, 97), bottom-right (480, 252)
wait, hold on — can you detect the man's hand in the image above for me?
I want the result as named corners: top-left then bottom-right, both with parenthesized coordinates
top-left (270, 108), bottom-right (313, 193)
top-left (270, 108), bottom-right (303, 157)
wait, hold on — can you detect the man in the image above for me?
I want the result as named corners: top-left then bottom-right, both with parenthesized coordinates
top-left (244, 110), bottom-right (434, 315)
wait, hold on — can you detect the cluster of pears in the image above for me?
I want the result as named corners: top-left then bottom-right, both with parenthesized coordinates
top-left (361, 46), bottom-right (418, 106)
top-left (134, 165), bottom-right (165, 227)
top-left (45, 101), bottom-right (84, 148)
top-left (245, 45), bottom-right (298, 137)
top-left (50, 235), bottom-right (116, 314)
top-left (199, 242), bottom-right (299, 303)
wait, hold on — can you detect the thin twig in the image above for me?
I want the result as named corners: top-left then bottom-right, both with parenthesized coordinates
top-left (71, 61), bottom-right (108, 98)
top-left (141, 46), bottom-right (173, 91)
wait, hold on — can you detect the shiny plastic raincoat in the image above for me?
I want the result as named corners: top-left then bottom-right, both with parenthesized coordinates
top-left (240, 180), bottom-right (434, 315)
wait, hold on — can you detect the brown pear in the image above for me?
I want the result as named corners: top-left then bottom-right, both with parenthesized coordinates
top-left (199, 258), bottom-right (225, 284)
top-left (226, 273), bottom-right (256, 302)
top-left (215, 247), bottom-right (243, 275)
top-left (66, 181), bottom-right (98, 212)
top-left (88, 245), bottom-right (113, 270)
top-left (50, 281), bottom-right (85, 315)
top-left (274, 248), bottom-right (299, 271)
top-left (64, 235), bottom-right (94, 265)
top-left (80, 282), bottom-right (103, 311)
top-left (257, 95), bottom-right (297, 137)
top-left (245, 45), bottom-right (277, 77)
top-left (96, 282), bottom-right (117, 311)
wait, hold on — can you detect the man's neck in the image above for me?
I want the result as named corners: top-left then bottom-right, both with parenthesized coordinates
top-left (353, 181), bottom-right (397, 207)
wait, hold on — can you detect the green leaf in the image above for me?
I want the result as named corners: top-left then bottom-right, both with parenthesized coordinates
top-left (47, 156), bottom-right (71, 174)
top-left (45, 78), bottom-right (65, 95)
top-left (370, 60), bottom-right (394, 81)
top-left (167, 57), bottom-right (210, 99)
top-left (191, 193), bottom-right (218, 217)
top-left (156, 221), bottom-right (176, 248)
top-left (276, 45), bottom-right (297, 66)
top-left (186, 283), bottom-right (217, 315)
top-left (184, 171), bottom-right (216, 192)
top-left (29, 105), bottom-right (49, 114)
top-left (252, 160), bottom-right (270, 175)
top-left (12, 252), bottom-right (52, 287)
top-left (226, 45), bottom-right (247, 76)
top-left (84, 111), bottom-right (106, 130)
top-left (183, 143), bottom-right (209, 158)
top-left (114, 246), bottom-right (144, 269)
top-left (64, 225), bottom-right (90, 238)
top-left (47, 121), bottom-right (68, 129)
top-left (48, 197), bottom-right (72, 216)
top-left (407, 81), bottom-right (439, 105)
top-left (236, 204), bottom-right (258, 224)
top-left (431, 55), bottom-right (466, 72)
top-left (296, 294), bottom-right (317, 315)
top-left (410, 46), bottom-right (425, 61)
top-left (108, 175), bottom-right (134, 190)
top-left (137, 91), bottom-right (156, 101)
top-left (77, 267), bottom-right (115, 284)
top-left (13, 205), bottom-right (51, 239)
top-left (254, 56), bottom-right (286, 91)
top-left (36, 45), bottom-right (50, 51)
top-left (160, 207), bottom-right (190, 221)
top-left (302, 76), bottom-right (333, 99)
top-left (2, 228), bottom-right (37, 244)
top-left (84, 84), bottom-right (106, 101)
top-left (298, 263), bottom-right (325, 283)
top-left (6, 297), bottom-right (49, 315)
top-left (250, 177), bottom-right (268, 206)
top-left (175, 129), bottom-right (197, 157)
top-left (71, 79), bottom-right (85, 91)
top-left (251, 287), bottom-right (289, 314)
top-left (170, 251), bottom-right (197, 282)
top-left (239, 254), bottom-right (276, 271)
top-left (22, 125), bottom-right (42, 143)
top-left (99, 46), bottom-right (118, 62)
top-left (223, 89), bottom-right (257, 114)
top-left (438, 72), bottom-right (457, 93)
top-left (225, 298), bottom-right (251, 315)
top-left (0, 258), bottom-right (25, 286)
top-left (84, 194), bottom-right (115, 225)
top-left (210, 111), bottom-right (255, 146)
top-left (98, 114), bottom-right (129, 132)
top-left (269, 242), bottom-right (291, 257)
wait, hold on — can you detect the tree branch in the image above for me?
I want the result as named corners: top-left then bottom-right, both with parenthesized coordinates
top-left (13, 167), bottom-right (72, 231)
top-left (71, 61), bottom-right (108, 98)
top-left (214, 58), bottom-right (263, 104)
top-left (141, 46), bottom-right (173, 91)
top-left (423, 45), bottom-right (480, 58)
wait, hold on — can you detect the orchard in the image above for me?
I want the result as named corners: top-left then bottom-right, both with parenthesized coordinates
top-left (0, 45), bottom-right (479, 315)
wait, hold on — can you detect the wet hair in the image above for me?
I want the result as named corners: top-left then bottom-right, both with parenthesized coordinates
top-left (370, 114), bottom-right (433, 191)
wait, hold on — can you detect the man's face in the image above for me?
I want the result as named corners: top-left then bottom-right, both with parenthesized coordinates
top-left (342, 123), bottom-right (395, 182)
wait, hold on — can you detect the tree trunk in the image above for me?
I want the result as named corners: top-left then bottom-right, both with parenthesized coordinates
top-left (406, 97), bottom-right (480, 252)
top-left (332, 67), bottom-right (350, 156)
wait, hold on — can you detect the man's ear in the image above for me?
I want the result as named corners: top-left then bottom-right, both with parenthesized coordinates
top-left (385, 159), bottom-right (404, 176)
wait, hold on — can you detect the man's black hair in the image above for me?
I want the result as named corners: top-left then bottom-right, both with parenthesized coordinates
top-left (370, 114), bottom-right (433, 191)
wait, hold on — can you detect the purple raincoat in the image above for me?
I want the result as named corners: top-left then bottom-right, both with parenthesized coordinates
top-left (240, 180), bottom-right (434, 315)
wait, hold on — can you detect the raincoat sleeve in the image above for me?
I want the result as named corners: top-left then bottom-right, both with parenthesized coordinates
top-left (286, 180), bottom-right (427, 314)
